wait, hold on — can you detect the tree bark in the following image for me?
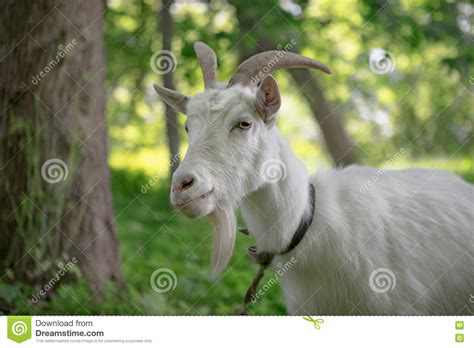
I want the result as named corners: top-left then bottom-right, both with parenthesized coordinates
top-left (159, 0), bottom-right (181, 175)
top-left (0, 0), bottom-right (122, 293)
top-left (288, 69), bottom-right (358, 166)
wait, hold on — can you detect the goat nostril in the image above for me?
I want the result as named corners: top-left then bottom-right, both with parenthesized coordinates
top-left (173, 174), bottom-right (196, 191)
top-left (181, 176), bottom-right (194, 190)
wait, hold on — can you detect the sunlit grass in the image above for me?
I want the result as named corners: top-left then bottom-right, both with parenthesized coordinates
top-left (110, 147), bottom-right (170, 176)
top-left (110, 143), bottom-right (473, 185)
top-left (386, 156), bottom-right (474, 181)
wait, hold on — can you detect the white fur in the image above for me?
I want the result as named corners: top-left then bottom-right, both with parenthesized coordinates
top-left (242, 143), bottom-right (474, 315)
top-left (162, 84), bottom-right (473, 315)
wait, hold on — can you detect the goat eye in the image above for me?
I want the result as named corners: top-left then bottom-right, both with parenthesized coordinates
top-left (238, 120), bottom-right (252, 130)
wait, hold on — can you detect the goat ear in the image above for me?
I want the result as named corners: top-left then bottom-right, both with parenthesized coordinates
top-left (153, 84), bottom-right (189, 114)
top-left (255, 75), bottom-right (281, 123)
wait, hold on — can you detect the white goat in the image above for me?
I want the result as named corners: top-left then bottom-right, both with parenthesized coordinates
top-left (154, 42), bottom-right (474, 315)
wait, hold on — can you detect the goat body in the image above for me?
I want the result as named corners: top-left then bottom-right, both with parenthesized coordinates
top-left (241, 135), bottom-right (473, 315)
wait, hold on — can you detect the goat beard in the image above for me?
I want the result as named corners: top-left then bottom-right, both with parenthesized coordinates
top-left (208, 202), bottom-right (236, 276)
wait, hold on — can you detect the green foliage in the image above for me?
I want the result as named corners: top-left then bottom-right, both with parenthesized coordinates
top-left (105, 0), bottom-right (472, 166)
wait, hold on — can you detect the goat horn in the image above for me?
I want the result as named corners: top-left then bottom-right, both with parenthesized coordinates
top-left (227, 51), bottom-right (332, 87)
top-left (194, 41), bottom-right (217, 89)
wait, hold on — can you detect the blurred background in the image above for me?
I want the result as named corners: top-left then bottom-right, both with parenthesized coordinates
top-left (0, 0), bottom-right (472, 315)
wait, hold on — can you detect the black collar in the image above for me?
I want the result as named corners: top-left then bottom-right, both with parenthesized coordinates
top-left (280, 183), bottom-right (316, 255)
top-left (238, 183), bottom-right (316, 314)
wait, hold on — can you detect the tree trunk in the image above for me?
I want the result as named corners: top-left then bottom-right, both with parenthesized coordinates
top-left (288, 69), bottom-right (358, 166)
top-left (0, 0), bottom-right (122, 293)
top-left (159, 0), bottom-right (181, 175)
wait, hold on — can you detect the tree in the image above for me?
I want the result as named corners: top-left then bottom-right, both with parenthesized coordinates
top-left (0, 0), bottom-right (122, 294)
top-left (159, 0), bottom-right (181, 174)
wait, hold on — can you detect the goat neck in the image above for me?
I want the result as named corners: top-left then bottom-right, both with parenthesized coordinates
top-left (240, 131), bottom-right (310, 253)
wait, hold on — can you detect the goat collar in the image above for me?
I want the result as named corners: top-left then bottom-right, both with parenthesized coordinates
top-left (238, 183), bottom-right (316, 315)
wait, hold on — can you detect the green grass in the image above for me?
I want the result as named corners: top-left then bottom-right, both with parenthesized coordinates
top-left (4, 169), bottom-right (286, 315)
top-left (108, 169), bottom-right (286, 315)
top-left (2, 156), bottom-right (472, 315)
